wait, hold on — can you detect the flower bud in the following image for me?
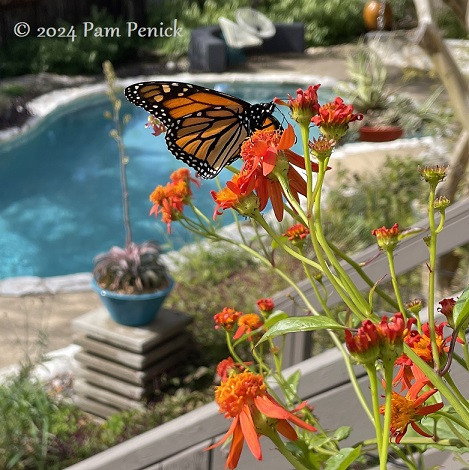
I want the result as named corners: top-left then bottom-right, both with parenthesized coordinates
top-left (418, 164), bottom-right (448, 187)
top-left (371, 223), bottom-right (399, 252)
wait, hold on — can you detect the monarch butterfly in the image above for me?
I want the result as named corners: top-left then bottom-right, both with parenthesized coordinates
top-left (124, 81), bottom-right (280, 179)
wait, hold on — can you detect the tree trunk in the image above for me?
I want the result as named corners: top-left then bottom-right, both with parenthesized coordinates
top-left (413, 0), bottom-right (469, 290)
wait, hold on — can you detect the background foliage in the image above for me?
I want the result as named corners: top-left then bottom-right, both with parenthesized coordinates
top-left (1, 0), bottom-right (466, 76)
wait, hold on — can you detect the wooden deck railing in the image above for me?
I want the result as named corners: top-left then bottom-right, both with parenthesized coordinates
top-left (66, 197), bottom-right (469, 470)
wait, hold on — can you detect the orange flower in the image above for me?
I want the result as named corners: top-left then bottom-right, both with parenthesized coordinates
top-left (346, 313), bottom-right (412, 365)
top-left (170, 167), bottom-right (200, 188)
top-left (210, 173), bottom-right (258, 220)
top-left (207, 371), bottom-right (316, 469)
top-left (372, 223), bottom-right (400, 252)
top-left (238, 125), bottom-right (313, 221)
top-left (393, 321), bottom-right (456, 391)
top-left (311, 97), bottom-right (362, 140)
top-left (274, 84), bottom-right (320, 124)
top-left (149, 169), bottom-right (199, 232)
top-left (256, 298), bottom-right (274, 314)
top-left (380, 380), bottom-right (443, 443)
top-left (283, 224), bottom-right (310, 244)
top-left (438, 297), bottom-right (456, 327)
top-left (216, 358), bottom-right (248, 381)
top-left (233, 314), bottom-right (263, 340)
top-left (345, 319), bottom-right (380, 365)
top-left (214, 307), bottom-right (242, 331)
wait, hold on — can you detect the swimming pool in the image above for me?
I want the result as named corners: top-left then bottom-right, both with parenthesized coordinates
top-left (0, 81), bottom-right (330, 279)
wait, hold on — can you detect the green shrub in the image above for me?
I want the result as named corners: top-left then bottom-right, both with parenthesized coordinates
top-left (0, 84), bottom-right (27, 98)
top-left (0, 7), bottom-right (143, 76)
top-left (322, 156), bottom-right (427, 253)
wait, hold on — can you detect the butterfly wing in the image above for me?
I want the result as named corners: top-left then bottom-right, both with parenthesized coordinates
top-left (125, 81), bottom-right (279, 178)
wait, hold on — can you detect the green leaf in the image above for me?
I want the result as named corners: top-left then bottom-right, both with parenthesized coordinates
top-left (284, 370), bottom-right (301, 400)
top-left (264, 311), bottom-right (289, 329)
top-left (259, 316), bottom-right (343, 343)
top-left (454, 286), bottom-right (469, 331)
top-left (324, 447), bottom-right (362, 470)
top-left (333, 426), bottom-right (352, 441)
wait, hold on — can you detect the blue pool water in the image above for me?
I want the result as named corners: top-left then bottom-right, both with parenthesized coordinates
top-left (0, 82), bottom-right (330, 279)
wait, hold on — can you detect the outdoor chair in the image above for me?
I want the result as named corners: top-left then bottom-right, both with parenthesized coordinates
top-left (218, 16), bottom-right (263, 49)
top-left (218, 16), bottom-right (263, 66)
top-left (235, 7), bottom-right (276, 39)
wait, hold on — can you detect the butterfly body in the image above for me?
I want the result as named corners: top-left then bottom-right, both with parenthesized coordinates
top-left (124, 81), bottom-right (279, 178)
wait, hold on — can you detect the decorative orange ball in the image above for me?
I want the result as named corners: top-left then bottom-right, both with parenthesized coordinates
top-left (363, 1), bottom-right (393, 31)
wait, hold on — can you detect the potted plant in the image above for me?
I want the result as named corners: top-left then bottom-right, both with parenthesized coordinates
top-left (91, 61), bottom-right (173, 327)
top-left (336, 43), bottom-right (404, 142)
top-left (337, 44), bottom-right (448, 143)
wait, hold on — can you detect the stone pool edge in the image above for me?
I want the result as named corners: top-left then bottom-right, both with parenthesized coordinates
top-left (0, 71), bottom-right (338, 143)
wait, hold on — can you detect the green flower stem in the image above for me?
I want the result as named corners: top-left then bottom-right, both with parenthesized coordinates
top-left (312, 159), bottom-right (371, 317)
top-left (435, 211), bottom-right (446, 234)
top-left (308, 222), bottom-right (367, 320)
top-left (436, 410), bottom-right (469, 431)
top-left (264, 428), bottom-right (310, 470)
top-left (230, 208), bottom-right (248, 246)
top-left (251, 212), bottom-right (323, 272)
top-left (391, 446), bottom-right (418, 470)
top-left (443, 418), bottom-right (469, 447)
top-left (334, 341), bottom-right (374, 423)
top-left (251, 218), bottom-right (271, 261)
top-left (363, 437), bottom-right (461, 446)
top-left (225, 331), bottom-right (253, 372)
top-left (276, 173), bottom-right (309, 227)
top-left (365, 364), bottom-right (383, 457)
top-left (405, 346), bottom-right (469, 422)
top-left (427, 185), bottom-right (440, 370)
top-left (463, 340), bottom-right (469, 371)
top-left (190, 202), bottom-right (212, 226)
top-left (308, 162), bottom-right (368, 321)
top-left (300, 123), bottom-right (314, 218)
top-left (181, 219), bottom-right (373, 430)
top-left (299, 253), bottom-right (335, 321)
top-left (252, 344), bottom-right (269, 377)
top-left (385, 250), bottom-right (407, 320)
top-left (444, 374), bottom-right (469, 411)
top-left (379, 363), bottom-right (394, 470)
top-left (329, 242), bottom-right (399, 312)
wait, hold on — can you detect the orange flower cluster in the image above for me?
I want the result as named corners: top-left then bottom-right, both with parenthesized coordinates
top-left (233, 313), bottom-right (263, 340)
top-left (211, 125), bottom-right (314, 222)
top-left (149, 168), bottom-right (199, 233)
top-left (311, 97), bottom-right (362, 140)
top-left (393, 320), bottom-right (456, 391)
top-left (345, 313), bottom-right (411, 365)
top-left (346, 313), bottom-right (450, 443)
top-left (207, 370), bottom-right (316, 469)
top-left (380, 379), bottom-right (443, 444)
top-left (213, 307), bottom-right (242, 331)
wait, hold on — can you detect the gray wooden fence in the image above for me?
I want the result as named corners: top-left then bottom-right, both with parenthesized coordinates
top-left (66, 197), bottom-right (469, 470)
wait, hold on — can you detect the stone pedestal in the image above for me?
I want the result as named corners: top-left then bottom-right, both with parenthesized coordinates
top-left (72, 307), bottom-right (191, 418)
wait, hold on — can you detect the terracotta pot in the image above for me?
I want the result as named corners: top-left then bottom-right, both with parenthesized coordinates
top-left (359, 125), bottom-right (403, 142)
top-left (363, 1), bottom-right (393, 31)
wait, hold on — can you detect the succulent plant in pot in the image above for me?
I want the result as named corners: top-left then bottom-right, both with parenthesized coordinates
top-left (91, 62), bottom-right (173, 327)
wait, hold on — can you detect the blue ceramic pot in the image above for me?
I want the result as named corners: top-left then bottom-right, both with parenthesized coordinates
top-left (91, 277), bottom-right (174, 327)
